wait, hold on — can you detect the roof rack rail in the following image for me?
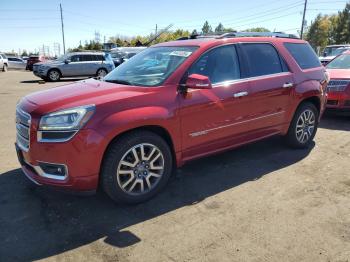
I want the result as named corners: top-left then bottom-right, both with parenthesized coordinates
top-left (216, 31), bottom-right (299, 39)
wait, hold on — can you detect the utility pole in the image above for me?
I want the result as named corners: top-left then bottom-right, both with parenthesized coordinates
top-left (60, 3), bottom-right (66, 54)
top-left (300, 0), bottom-right (307, 39)
top-left (155, 24), bottom-right (157, 36)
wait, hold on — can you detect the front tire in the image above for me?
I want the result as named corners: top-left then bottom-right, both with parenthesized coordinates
top-left (101, 131), bottom-right (173, 204)
top-left (47, 69), bottom-right (61, 82)
top-left (3, 64), bottom-right (8, 72)
top-left (285, 102), bottom-right (319, 148)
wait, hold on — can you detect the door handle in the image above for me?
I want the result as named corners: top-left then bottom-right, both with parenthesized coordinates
top-left (233, 91), bottom-right (248, 98)
top-left (283, 82), bottom-right (294, 88)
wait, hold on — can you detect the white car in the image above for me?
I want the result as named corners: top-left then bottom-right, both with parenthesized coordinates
top-left (319, 45), bottom-right (350, 65)
top-left (0, 53), bottom-right (8, 72)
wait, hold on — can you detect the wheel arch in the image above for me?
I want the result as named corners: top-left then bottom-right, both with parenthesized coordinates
top-left (99, 125), bottom-right (177, 185)
top-left (47, 67), bottom-right (62, 77)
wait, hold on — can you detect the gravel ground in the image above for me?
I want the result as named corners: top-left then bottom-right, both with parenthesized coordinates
top-left (0, 71), bottom-right (349, 262)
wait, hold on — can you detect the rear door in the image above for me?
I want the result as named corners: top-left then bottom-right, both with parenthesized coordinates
top-left (239, 42), bottom-right (294, 133)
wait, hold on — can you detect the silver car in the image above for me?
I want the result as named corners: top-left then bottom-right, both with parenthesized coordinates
top-left (0, 53), bottom-right (8, 72)
top-left (33, 52), bottom-right (115, 81)
top-left (7, 57), bottom-right (26, 70)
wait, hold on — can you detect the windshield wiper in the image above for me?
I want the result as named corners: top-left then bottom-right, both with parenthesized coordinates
top-left (104, 79), bottom-right (132, 85)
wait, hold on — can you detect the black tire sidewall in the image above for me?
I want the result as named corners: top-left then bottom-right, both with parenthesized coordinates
top-left (101, 131), bottom-right (173, 204)
top-left (286, 102), bottom-right (319, 148)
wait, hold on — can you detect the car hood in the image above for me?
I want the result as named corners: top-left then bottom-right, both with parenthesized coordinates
top-left (327, 68), bottom-right (350, 79)
top-left (22, 78), bottom-right (155, 114)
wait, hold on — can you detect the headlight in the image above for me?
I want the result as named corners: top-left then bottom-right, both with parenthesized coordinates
top-left (39, 105), bottom-right (95, 131)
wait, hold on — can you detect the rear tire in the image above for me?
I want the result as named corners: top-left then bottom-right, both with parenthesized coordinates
top-left (96, 68), bottom-right (107, 78)
top-left (101, 130), bottom-right (173, 204)
top-left (285, 102), bottom-right (319, 148)
top-left (3, 64), bottom-right (8, 72)
top-left (47, 69), bottom-right (61, 82)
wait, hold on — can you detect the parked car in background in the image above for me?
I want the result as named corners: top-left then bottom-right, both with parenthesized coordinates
top-left (319, 44), bottom-right (350, 65)
top-left (26, 55), bottom-right (47, 71)
top-left (325, 50), bottom-right (350, 110)
top-left (0, 53), bottom-right (8, 72)
top-left (32, 51), bottom-right (115, 81)
top-left (110, 47), bottom-right (146, 67)
top-left (16, 32), bottom-right (327, 204)
top-left (7, 57), bottom-right (26, 70)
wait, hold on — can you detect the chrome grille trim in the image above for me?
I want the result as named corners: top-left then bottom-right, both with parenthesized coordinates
top-left (327, 80), bottom-right (350, 92)
top-left (16, 108), bottom-right (31, 152)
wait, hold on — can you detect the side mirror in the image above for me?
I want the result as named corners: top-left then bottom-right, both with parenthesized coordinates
top-left (185, 74), bottom-right (212, 89)
top-left (64, 59), bottom-right (70, 64)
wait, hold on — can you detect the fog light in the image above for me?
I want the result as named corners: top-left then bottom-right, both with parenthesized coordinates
top-left (38, 162), bottom-right (67, 177)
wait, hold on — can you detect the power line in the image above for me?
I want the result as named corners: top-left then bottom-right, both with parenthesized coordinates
top-left (173, 1), bottom-right (304, 30)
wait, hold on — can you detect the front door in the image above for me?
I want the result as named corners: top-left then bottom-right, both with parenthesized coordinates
top-left (179, 44), bottom-right (253, 160)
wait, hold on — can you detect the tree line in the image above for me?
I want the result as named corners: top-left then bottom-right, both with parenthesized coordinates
top-left (69, 22), bottom-right (270, 51)
top-left (306, 2), bottom-right (350, 51)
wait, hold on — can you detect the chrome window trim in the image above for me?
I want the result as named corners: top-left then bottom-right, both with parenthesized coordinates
top-left (211, 72), bottom-right (292, 88)
top-left (190, 111), bottom-right (285, 137)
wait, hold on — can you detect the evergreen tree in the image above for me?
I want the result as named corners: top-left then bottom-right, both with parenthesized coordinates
top-left (215, 23), bottom-right (224, 33)
top-left (202, 21), bottom-right (212, 34)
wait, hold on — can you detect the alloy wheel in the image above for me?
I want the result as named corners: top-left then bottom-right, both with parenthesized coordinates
top-left (116, 143), bottom-right (165, 196)
top-left (49, 70), bottom-right (60, 81)
top-left (295, 109), bottom-right (316, 143)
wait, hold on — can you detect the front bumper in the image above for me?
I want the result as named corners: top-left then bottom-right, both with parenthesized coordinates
top-left (326, 91), bottom-right (350, 110)
top-left (15, 128), bottom-right (107, 192)
top-left (32, 66), bottom-right (47, 78)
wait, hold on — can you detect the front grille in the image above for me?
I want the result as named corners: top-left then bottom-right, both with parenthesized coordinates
top-left (16, 108), bottom-right (31, 151)
top-left (327, 80), bottom-right (350, 92)
top-left (327, 100), bottom-right (338, 106)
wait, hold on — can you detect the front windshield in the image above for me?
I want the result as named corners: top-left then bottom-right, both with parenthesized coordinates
top-left (104, 46), bottom-right (198, 86)
top-left (55, 54), bottom-right (69, 61)
top-left (333, 48), bottom-right (349, 56)
top-left (326, 54), bottom-right (350, 69)
top-left (324, 46), bottom-right (346, 56)
top-left (111, 52), bottom-right (125, 59)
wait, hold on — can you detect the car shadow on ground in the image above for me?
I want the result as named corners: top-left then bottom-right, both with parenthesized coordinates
top-left (0, 135), bottom-right (316, 261)
top-left (320, 111), bottom-right (350, 131)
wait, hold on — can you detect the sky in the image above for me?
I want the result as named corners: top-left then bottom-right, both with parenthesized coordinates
top-left (0, 0), bottom-right (347, 55)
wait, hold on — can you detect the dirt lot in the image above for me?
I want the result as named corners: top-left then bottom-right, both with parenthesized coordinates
top-left (0, 70), bottom-right (350, 262)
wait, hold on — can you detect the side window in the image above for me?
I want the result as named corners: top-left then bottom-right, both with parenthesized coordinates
top-left (81, 55), bottom-right (94, 61)
top-left (284, 43), bottom-right (321, 69)
top-left (189, 45), bottom-right (240, 84)
top-left (70, 55), bottom-right (81, 62)
top-left (96, 55), bottom-right (104, 61)
top-left (242, 43), bottom-right (284, 77)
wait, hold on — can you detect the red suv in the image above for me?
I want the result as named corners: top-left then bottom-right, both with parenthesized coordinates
top-left (26, 55), bottom-right (47, 71)
top-left (16, 32), bottom-right (328, 203)
top-left (325, 50), bottom-right (350, 110)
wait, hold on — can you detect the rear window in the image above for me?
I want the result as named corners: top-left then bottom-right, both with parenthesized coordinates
top-left (241, 43), bottom-right (286, 77)
top-left (284, 43), bottom-right (321, 69)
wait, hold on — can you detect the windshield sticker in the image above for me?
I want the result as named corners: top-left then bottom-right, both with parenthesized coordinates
top-left (169, 51), bottom-right (192, 57)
